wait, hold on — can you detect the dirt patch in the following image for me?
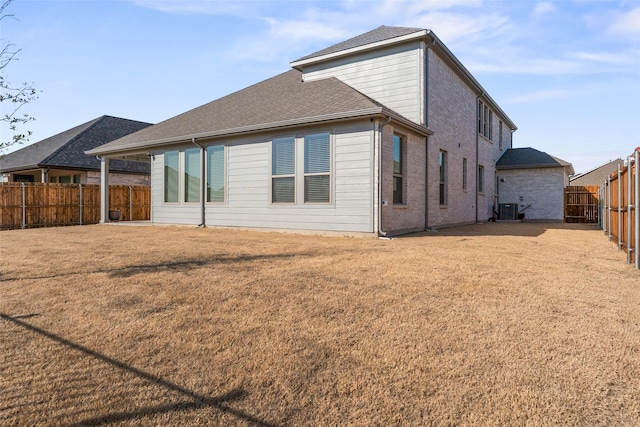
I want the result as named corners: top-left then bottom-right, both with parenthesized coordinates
top-left (1, 223), bottom-right (638, 425)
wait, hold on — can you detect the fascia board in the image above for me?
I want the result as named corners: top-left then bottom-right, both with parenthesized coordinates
top-left (290, 30), bottom-right (428, 69)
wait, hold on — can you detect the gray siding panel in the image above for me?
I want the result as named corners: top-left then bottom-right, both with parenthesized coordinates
top-left (303, 42), bottom-right (422, 124)
top-left (151, 122), bottom-right (374, 233)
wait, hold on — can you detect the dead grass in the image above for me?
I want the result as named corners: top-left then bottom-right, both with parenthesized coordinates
top-left (1, 222), bottom-right (639, 426)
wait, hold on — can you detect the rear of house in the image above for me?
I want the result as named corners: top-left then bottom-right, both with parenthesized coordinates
top-left (88, 26), bottom-right (519, 235)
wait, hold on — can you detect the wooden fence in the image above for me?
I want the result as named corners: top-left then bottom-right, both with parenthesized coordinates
top-left (564, 186), bottom-right (600, 223)
top-left (600, 149), bottom-right (639, 269)
top-left (0, 183), bottom-right (150, 230)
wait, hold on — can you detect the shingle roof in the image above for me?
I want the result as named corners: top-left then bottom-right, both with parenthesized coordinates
top-left (293, 25), bottom-right (424, 63)
top-left (88, 69), bottom-right (429, 155)
top-left (496, 147), bottom-right (574, 174)
top-left (569, 158), bottom-right (624, 186)
top-left (0, 116), bottom-right (152, 174)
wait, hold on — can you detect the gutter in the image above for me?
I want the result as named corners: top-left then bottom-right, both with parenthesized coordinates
top-left (87, 108), bottom-right (432, 158)
top-left (192, 138), bottom-right (206, 228)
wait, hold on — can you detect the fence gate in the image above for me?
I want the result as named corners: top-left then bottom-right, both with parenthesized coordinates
top-left (565, 186), bottom-right (599, 223)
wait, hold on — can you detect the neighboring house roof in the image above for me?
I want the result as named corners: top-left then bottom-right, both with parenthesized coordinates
top-left (569, 158), bottom-right (624, 186)
top-left (497, 147), bottom-right (575, 175)
top-left (87, 69), bottom-right (431, 156)
top-left (0, 116), bottom-right (153, 174)
top-left (293, 25), bottom-right (423, 62)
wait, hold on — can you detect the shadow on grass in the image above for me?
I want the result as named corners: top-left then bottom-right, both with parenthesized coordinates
top-left (0, 313), bottom-right (276, 426)
top-left (399, 222), bottom-right (600, 238)
top-left (0, 253), bottom-right (300, 282)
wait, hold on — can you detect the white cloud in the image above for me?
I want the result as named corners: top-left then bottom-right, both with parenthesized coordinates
top-left (571, 50), bottom-right (639, 66)
top-left (506, 89), bottom-right (575, 104)
top-left (532, 2), bottom-right (555, 17)
top-left (131, 1), bottom-right (253, 16)
top-left (608, 7), bottom-right (640, 37)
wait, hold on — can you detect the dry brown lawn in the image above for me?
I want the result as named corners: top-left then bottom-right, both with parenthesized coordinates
top-left (1, 222), bottom-right (639, 426)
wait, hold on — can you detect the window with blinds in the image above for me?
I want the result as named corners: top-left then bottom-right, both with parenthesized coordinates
top-left (164, 151), bottom-right (179, 203)
top-left (184, 148), bottom-right (200, 203)
top-left (439, 150), bottom-right (448, 206)
top-left (304, 132), bottom-right (330, 203)
top-left (207, 145), bottom-right (225, 203)
top-left (272, 137), bottom-right (295, 203)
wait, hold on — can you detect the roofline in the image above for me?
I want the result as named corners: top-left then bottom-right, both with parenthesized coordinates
top-left (290, 29), bottom-right (428, 69)
top-left (496, 164), bottom-right (569, 170)
top-left (290, 28), bottom-right (517, 132)
top-left (87, 107), bottom-right (433, 156)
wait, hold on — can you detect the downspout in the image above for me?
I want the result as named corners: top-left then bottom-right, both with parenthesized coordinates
top-left (192, 138), bottom-right (206, 227)
top-left (378, 116), bottom-right (392, 238)
top-left (475, 91), bottom-right (484, 223)
top-left (424, 38), bottom-right (435, 230)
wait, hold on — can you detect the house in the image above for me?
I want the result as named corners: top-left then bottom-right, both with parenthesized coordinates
top-left (569, 158), bottom-right (624, 186)
top-left (496, 147), bottom-right (574, 221)
top-left (87, 25), bottom-right (519, 234)
top-left (0, 116), bottom-right (152, 185)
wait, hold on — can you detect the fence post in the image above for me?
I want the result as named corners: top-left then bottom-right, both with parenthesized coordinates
top-left (79, 184), bottom-right (83, 226)
top-left (21, 182), bottom-right (26, 229)
top-left (633, 147), bottom-right (640, 270)
top-left (607, 175), bottom-right (612, 242)
top-left (129, 186), bottom-right (133, 221)
top-left (627, 158), bottom-right (632, 263)
top-left (618, 164), bottom-right (622, 250)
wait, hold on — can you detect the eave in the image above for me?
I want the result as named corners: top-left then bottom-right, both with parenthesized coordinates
top-left (87, 107), bottom-right (433, 157)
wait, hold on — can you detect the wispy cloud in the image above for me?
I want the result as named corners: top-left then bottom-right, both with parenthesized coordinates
top-left (131, 0), bottom-right (248, 15)
top-left (532, 2), bottom-right (555, 17)
top-left (505, 89), bottom-right (576, 104)
top-left (608, 7), bottom-right (640, 37)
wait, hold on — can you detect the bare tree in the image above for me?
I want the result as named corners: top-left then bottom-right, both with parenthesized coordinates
top-left (1, 0), bottom-right (38, 149)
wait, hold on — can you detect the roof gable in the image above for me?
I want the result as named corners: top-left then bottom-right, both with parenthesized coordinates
top-left (88, 69), bottom-right (429, 155)
top-left (569, 158), bottom-right (624, 185)
top-left (1, 116), bottom-right (152, 173)
top-left (293, 25), bottom-right (423, 63)
top-left (497, 148), bottom-right (573, 173)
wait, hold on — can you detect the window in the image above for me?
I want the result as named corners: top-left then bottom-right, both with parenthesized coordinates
top-left (462, 158), bottom-right (468, 191)
top-left (184, 148), bottom-right (200, 203)
top-left (272, 137), bottom-right (295, 203)
top-left (478, 100), bottom-right (493, 140)
top-left (499, 121), bottom-right (503, 150)
top-left (304, 132), bottom-right (330, 203)
top-left (207, 145), bottom-right (225, 202)
top-left (393, 134), bottom-right (404, 204)
top-left (488, 110), bottom-right (493, 141)
top-left (73, 174), bottom-right (81, 184)
top-left (439, 150), bottom-right (448, 205)
top-left (478, 164), bottom-right (485, 193)
top-left (483, 105), bottom-right (489, 138)
top-left (164, 151), bottom-right (179, 203)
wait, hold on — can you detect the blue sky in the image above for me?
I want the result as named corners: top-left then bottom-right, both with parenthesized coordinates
top-left (1, 0), bottom-right (639, 174)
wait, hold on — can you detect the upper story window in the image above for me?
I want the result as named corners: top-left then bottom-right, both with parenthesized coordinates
top-left (478, 100), bottom-right (493, 140)
top-left (499, 120), bottom-right (503, 150)
top-left (393, 134), bottom-right (405, 204)
top-left (272, 137), bottom-right (296, 203)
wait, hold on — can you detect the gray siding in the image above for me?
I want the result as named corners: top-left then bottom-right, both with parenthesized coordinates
top-left (151, 121), bottom-right (375, 233)
top-left (302, 42), bottom-right (423, 125)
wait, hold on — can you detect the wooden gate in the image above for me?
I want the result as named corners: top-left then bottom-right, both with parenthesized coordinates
top-left (565, 186), bottom-right (599, 223)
